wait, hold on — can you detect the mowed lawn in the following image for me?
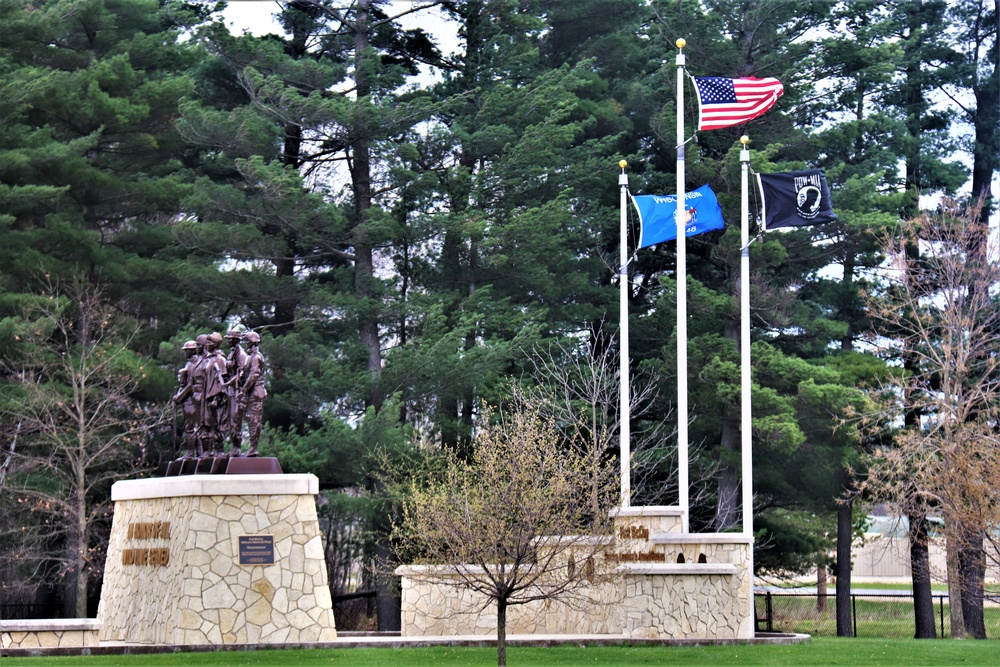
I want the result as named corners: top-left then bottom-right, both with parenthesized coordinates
top-left (4, 638), bottom-right (1000, 666)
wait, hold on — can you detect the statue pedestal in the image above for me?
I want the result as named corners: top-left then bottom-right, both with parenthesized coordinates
top-left (97, 474), bottom-right (336, 645)
top-left (161, 456), bottom-right (282, 476)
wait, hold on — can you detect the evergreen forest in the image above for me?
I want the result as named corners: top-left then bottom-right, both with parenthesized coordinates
top-left (1, 0), bottom-right (998, 638)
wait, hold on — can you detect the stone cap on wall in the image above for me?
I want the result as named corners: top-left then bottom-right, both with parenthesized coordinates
top-left (617, 562), bottom-right (738, 576)
top-left (0, 619), bottom-right (102, 632)
top-left (651, 533), bottom-right (754, 545)
top-left (532, 535), bottom-right (616, 547)
top-left (395, 563), bottom-right (543, 578)
top-left (610, 506), bottom-right (684, 518)
top-left (111, 473), bottom-right (319, 501)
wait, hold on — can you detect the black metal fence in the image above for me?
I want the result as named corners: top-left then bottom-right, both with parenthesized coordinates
top-left (0, 603), bottom-right (63, 620)
top-left (756, 591), bottom-right (1000, 638)
top-left (331, 590), bottom-right (378, 632)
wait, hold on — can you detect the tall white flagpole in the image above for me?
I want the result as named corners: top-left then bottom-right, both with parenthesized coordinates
top-left (739, 135), bottom-right (755, 632)
top-left (675, 39), bottom-right (689, 532)
top-left (739, 135), bottom-right (753, 538)
top-left (619, 160), bottom-right (631, 508)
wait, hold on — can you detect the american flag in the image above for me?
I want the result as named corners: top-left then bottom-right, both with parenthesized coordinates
top-left (692, 77), bottom-right (784, 131)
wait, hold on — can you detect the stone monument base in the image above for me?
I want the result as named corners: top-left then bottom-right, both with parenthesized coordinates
top-left (98, 474), bottom-right (336, 645)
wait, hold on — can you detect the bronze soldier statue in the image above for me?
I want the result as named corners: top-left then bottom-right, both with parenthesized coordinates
top-left (241, 331), bottom-right (267, 457)
top-left (191, 334), bottom-right (209, 452)
top-left (200, 332), bottom-right (229, 456)
top-left (171, 340), bottom-right (201, 458)
top-left (225, 329), bottom-right (249, 456)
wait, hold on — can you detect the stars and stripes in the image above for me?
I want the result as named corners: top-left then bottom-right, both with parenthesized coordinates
top-left (692, 76), bottom-right (784, 131)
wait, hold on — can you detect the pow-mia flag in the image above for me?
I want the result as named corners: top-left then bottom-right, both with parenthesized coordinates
top-left (756, 169), bottom-right (838, 230)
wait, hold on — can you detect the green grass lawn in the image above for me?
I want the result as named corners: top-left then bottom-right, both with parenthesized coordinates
top-left (850, 582), bottom-right (950, 593)
top-left (5, 638), bottom-right (1000, 666)
top-left (766, 581), bottom-right (950, 593)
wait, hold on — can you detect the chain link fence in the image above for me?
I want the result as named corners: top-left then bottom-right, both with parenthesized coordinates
top-left (756, 591), bottom-right (1000, 638)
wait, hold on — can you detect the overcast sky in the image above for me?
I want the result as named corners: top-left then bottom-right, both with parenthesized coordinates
top-left (219, 1), bottom-right (458, 50)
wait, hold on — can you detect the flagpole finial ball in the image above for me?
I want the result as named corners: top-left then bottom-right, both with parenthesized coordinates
top-left (676, 38), bottom-right (686, 49)
top-left (619, 160), bottom-right (628, 170)
top-left (740, 135), bottom-right (750, 146)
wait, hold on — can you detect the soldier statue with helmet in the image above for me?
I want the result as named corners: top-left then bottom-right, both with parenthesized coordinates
top-left (240, 331), bottom-right (267, 457)
top-left (199, 332), bottom-right (229, 456)
top-left (224, 329), bottom-right (249, 455)
top-left (169, 328), bottom-right (268, 469)
top-left (171, 340), bottom-right (202, 458)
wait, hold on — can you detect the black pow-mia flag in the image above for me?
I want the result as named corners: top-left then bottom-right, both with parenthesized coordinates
top-left (756, 169), bottom-right (838, 230)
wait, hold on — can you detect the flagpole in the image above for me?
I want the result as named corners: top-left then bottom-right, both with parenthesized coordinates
top-left (619, 159), bottom-right (631, 508)
top-left (675, 39), bottom-right (689, 532)
top-left (739, 136), bottom-right (753, 539)
top-left (740, 134), bottom-right (755, 637)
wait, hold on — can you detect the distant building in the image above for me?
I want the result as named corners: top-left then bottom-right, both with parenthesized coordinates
top-left (852, 514), bottom-right (1000, 582)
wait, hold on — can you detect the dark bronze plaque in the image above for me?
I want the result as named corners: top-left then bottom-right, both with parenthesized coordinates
top-left (238, 535), bottom-right (275, 565)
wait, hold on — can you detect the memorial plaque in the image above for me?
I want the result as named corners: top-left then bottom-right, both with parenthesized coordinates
top-left (239, 535), bottom-right (275, 565)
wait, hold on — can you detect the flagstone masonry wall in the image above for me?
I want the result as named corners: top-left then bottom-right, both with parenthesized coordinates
top-left (0, 620), bottom-right (101, 651)
top-left (97, 474), bottom-right (336, 645)
top-left (398, 562), bottom-right (623, 636)
top-left (397, 507), bottom-right (753, 640)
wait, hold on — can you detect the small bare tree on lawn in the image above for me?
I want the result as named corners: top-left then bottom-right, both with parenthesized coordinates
top-left (390, 394), bottom-right (618, 667)
top-left (0, 280), bottom-right (166, 616)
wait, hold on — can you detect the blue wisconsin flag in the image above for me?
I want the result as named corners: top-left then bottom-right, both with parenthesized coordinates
top-left (632, 184), bottom-right (725, 249)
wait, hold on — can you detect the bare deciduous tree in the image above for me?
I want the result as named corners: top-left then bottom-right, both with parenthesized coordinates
top-left (0, 280), bottom-right (167, 617)
top-left (524, 337), bottom-right (717, 509)
top-left (856, 200), bottom-right (1000, 638)
top-left (390, 395), bottom-right (617, 667)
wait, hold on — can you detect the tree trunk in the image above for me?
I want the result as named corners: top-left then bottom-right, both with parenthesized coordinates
top-left (271, 12), bottom-right (312, 336)
top-left (958, 527), bottom-right (987, 639)
top-left (62, 498), bottom-right (88, 617)
top-left (713, 428), bottom-right (739, 530)
top-left (947, 534), bottom-right (966, 639)
top-left (369, 478), bottom-right (401, 632)
top-left (75, 561), bottom-right (88, 618)
top-left (961, 8), bottom-right (997, 638)
top-left (713, 312), bottom-right (740, 530)
top-left (352, 0), bottom-right (383, 410)
top-left (836, 500), bottom-right (853, 636)
top-left (816, 562), bottom-right (828, 613)
top-left (496, 597), bottom-right (507, 667)
top-left (909, 512), bottom-right (936, 638)
top-left (73, 442), bottom-right (89, 617)
top-left (970, 0), bottom-right (999, 220)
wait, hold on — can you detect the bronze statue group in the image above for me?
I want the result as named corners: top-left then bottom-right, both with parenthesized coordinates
top-left (172, 329), bottom-right (267, 459)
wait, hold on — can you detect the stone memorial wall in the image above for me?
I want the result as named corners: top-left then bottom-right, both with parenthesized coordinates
top-left (397, 506), bottom-right (754, 640)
